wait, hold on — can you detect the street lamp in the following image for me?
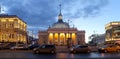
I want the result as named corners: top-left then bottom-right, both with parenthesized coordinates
top-left (16, 21), bottom-right (19, 47)
top-left (67, 19), bottom-right (72, 48)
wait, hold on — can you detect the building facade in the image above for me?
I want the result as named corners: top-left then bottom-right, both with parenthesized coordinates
top-left (39, 28), bottom-right (85, 45)
top-left (38, 5), bottom-right (85, 45)
top-left (105, 22), bottom-right (120, 43)
top-left (0, 14), bottom-right (27, 43)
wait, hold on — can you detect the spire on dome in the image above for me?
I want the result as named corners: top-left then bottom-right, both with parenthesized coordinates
top-left (58, 4), bottom-right (62, 19)
top-left (58, 0), bottom-right (63, 22)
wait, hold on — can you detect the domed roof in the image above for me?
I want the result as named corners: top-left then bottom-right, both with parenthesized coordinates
top-left (51, 3), bottom-right (69, 28)
top-left (52, 21), bottom-right (69, 28)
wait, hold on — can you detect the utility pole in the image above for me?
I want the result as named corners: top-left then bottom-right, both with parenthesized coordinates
top-left (32, 30), bottom-right (34, 44)
top-left (16, 21), bottom-right (19, 47)
top-left (68, 19), bottom-right (70, 38)
top-left (26, 31), bottom-right (29, 47)
top-left (0, 5), bottom-right (1, 14)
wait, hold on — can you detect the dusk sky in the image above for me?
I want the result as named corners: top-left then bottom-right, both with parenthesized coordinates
top-left (0, 0), bottom-right (120, 43)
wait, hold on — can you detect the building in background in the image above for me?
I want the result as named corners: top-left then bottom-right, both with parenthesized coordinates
top-left (105, 21), bottom-right (120, 43)
top-left (38, 3), bottom-right (85, 45)
top-left (88, 34), bottom-right (105, 45)
top-left (0, 14), bottom-right (27, 44)
top-left (27, 31), bottom-right (38, 45)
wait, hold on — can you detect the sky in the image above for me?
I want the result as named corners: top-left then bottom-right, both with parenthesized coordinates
top-left (0, 0), bottom-right (120, 43)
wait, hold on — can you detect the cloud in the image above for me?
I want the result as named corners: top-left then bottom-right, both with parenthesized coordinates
top-left (63, 0), bottom-right (109, 18)
top-left (0, 0), bottom-right (58, 27)
top-left (27, 25), bottom-right (47, 31)
top-left (0, 0), bottom-right (109, 33)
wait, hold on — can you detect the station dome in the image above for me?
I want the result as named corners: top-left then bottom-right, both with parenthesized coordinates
top-left (52, 21), bottom-right (69, 28)
top-left (51, 3), bottom-right (69, 28)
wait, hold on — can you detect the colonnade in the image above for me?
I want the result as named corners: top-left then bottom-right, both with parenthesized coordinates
top-left (48, 33), bottom-right (76, 45)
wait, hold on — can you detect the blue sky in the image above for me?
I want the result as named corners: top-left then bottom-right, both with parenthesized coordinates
top-left (0, 0), bottom-right (120, 43)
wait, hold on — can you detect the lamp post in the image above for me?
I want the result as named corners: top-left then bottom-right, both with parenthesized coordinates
top-left (67, 19), bottom-right (72, 48)
top-left (15, 20), bottom-right (20, 49)
top-left (31, 30), bottom-right (36, 45)
top-left (26, 31), bottom-right (29, 46)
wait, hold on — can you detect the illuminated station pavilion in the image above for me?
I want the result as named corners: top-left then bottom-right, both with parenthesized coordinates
top-left (38, 5), bottom-right (85, 45)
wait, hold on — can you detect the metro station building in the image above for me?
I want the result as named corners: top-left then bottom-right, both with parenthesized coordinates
top-left (38, 7), bottom-right (85, 45)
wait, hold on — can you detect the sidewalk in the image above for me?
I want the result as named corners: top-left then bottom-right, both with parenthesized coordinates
top-left (56, 46), bottom-right (70, 53)
top-left (0, 50), bottom-right (32, 52)
top-left (90, 46), bottom-right (98, 52)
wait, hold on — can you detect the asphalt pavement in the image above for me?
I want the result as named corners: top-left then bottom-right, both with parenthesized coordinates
top-left (0, 50), bottom-right (120, 59)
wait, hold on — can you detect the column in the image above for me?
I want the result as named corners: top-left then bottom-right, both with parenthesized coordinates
top-left (70, 33), bottom-right (72, 45)
top-left (47, 33), bottom-right (49, 44)
top-left (65, 33), bottom-right (68, 45)
top-left (75, 33), bottom-right (77, 45)
top-left (58, 33), bottom-right (60, 45)
top-left (63, 33), bottom-right (65, 45)
top-left (74, 33), bottom-right (77, 45)
top-left (65, 33), bottom-right (66, 45)
top-left (62, 33), bottom-right (64, 45)
top-left (53, 33), bottom-right (55, 45)
top-left (51, 33), bottom-right (53, 44)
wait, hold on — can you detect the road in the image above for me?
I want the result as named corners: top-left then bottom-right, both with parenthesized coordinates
top-left (0, 50), bottom-right (120, 59)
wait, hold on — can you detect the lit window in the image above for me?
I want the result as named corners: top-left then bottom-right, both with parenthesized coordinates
top-left (9, 19), bottom-right (14, 22)
top-left (112, 22), bottom-right (118, 25)
top-left (1, 19), bottom-right (6, 22)
top-left (12, 34), bottom-right (14, 38)
top-left (9, 23), bottom-right (14, 28)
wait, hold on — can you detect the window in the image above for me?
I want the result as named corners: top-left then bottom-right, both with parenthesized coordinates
top-left (12, 34), bottom-right (14, 38)
top-left (79, 46), bottom-right (88, 48)
top-left (2, 34), bottom-right (4, 40)
top-left (45, 45), bottom-right (55, 48)
top-left (14, 21), bottom-right (18, 28)
top-left (41, 45), bottom-right (45, 48)
top-left (9, 34), bottom-right (11, 38)
top-left (9, 34), bottom-right (14, 38)
top-left (10, 23), bottom-right (14, 28)
top-left (2, 23), bottom-right (6, 28)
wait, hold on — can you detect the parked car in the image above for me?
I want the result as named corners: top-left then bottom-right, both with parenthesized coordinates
top-left (0, 43), bottom-right (5, 49)
top-left (0, 43), bottom-right (16, 50)
top-left (10, 44), bottom-right (28, 50)
top-left (28, 44), bottom-right (40, 50)
top-left (98, 45), bottom-right (120, 53)
top-left (33, 44), bottom-right (56, 54)
top-left (70, 45), bottom-right (91, 53)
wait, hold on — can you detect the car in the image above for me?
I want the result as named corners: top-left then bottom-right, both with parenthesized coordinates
top-left (10, 44), bottom-right (28, 50)
top-left (70, 45), bottom-right (91, 53)
top-left (33, 44), bottom-right (56, 54)
top-left (98, 45), bottom-right (120, 53)
top-left (0, 43), bottom-right (16, 50)
top-left (28, 44), bottom-right (40, 50)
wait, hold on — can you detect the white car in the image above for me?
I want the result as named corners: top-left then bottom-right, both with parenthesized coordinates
top-left (10, 44), bottom-right (28, 50)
